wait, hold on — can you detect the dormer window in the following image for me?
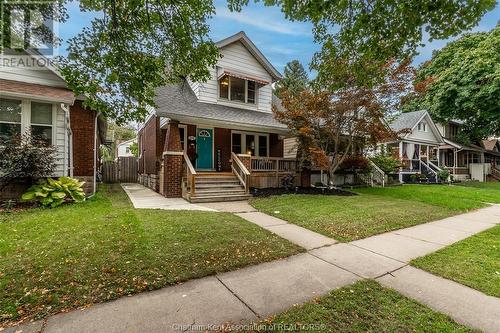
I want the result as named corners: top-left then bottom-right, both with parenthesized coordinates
top-left (418, 122), bottom-right (427, 132)
top-left (218, 74), bottom-right (257, 104)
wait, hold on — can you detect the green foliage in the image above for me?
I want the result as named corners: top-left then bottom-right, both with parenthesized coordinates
top-left (274, 60), bottom-right (309, 96)
top-left (437, 169), bottom-right (451, 182)
top-left (405, 25), bottom-right (500, 141)
top-left (129, 142), bottom-right (138, 157)
top-left (0, 132), bottom-right (57, 188)
top-left (21, 177), bottom-right (86, 208)
top-left (59, 0), bottom-right (219, 123)
top-left (371, 154), bottom-right (402, 174)
top-left (229, 0), bottom-right (495, 89)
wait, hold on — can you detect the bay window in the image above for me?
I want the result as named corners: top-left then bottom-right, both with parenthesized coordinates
top-left (231, 131), bottom-right (268, 157)
top-left (0, 98), bottom-right (22, 143)
top-left (218, 75), bottom-right (257, 104)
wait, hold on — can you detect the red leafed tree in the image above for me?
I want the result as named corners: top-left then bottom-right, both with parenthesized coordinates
top-left (274, 60), bottom-right (413, 184)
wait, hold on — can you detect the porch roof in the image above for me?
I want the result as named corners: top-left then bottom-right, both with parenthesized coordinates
top-left (442, 138), bottom-right (486, 153)
top-left (154, 83), bottom-right (289, 133)
top-left (0, 78), bottom-right (75, 104)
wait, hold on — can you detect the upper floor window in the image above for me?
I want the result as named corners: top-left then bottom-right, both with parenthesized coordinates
top-left (417, 122), bottom-right (427, 132)
top-left (218, 75), bottom-right (257, 104)
top-left (0, 98), bottom-right (22, 143)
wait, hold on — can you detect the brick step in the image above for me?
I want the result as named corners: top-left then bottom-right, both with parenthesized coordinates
top-left (189, 194), bottom-right (252, 203)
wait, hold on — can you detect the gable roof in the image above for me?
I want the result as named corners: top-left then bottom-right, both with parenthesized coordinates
top-left (154, 82), bottom-right (287, 132)
top-left (389, 110), bottom-right (427, 132)
top-left (216, 31), bottom-right (282, 81)
top-left (481, 139), bottom-right (499, 151)
top-left (389, 110), bottom-right (444, 143)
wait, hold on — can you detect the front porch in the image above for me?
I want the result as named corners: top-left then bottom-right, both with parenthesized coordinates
top-left (156, 120), bottom-right (299, 202)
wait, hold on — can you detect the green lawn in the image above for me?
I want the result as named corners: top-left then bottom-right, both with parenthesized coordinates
top-left (250, 185), bottom-right (500, 241)
top-left (0, 185), bottom-right (301, 326)
top-left (456, 181), bottom-right (500, 190)
top-left (246, 280), bottom-right (474, 333)
top-left (411, 225), bottom-right (500, 297)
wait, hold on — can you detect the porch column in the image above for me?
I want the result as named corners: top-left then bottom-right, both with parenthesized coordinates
top-left (399, 141), bottom-right (403, 182)
top-left (163, 120), bottom-right (183, 198)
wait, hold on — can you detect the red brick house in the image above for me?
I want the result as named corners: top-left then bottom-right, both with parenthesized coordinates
top-left (0, 50), bottom-right (106, 198)
top-left (138, 32), bottom-right (299, 202)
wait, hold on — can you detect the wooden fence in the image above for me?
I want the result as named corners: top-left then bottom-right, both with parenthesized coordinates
top-left (102, 157), bottom-right (138, 183)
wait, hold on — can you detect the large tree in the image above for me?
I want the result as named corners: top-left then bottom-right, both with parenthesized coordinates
top-left (274, 60), bottom-right (309, 96)
top-left (404, 25), bottom-right (500, 143)
top-left (229, 0), bottom-right (496, 89)
top-left (274, 60), bottom-right (413, 182)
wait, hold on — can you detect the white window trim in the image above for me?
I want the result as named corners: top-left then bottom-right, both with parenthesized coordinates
top-left (1, 98), bottom-right (56, 144)
top-left (218, 76), bottom-right (258, 105)
top-left (231, 130), bottom-right (269, 157)
top-left (178, 124), bottom-right (188, 153)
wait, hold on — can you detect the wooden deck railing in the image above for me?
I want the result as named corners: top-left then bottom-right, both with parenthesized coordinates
top-left (183, 152), bottom-right (197, 196)
top-left (231, 152), bottom-right (251, 193)
top-left (250, 157), bottom-right (297, 172)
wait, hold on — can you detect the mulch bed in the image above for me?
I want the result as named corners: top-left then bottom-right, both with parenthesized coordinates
top-left (0, 201), bottom-right (38, 213)
top-left (251, 187), bottom-right (357, 197)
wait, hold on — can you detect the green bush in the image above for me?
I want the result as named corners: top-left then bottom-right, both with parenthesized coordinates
top-left (371, 155), bottom-right (402, 174)
top-left (437, 169), bottom-right (451, 182)
top-left (21, 177), bottom-right (86, 208)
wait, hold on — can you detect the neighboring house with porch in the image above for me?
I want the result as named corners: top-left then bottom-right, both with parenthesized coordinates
top-left (382, 110), bottom-right (500, 182)
top-left (137, 31), bottom-right (298, 202)
top-left (383, 110), bottom-right (444, 182)
top-left (0, 50), bottom-right (106, 198)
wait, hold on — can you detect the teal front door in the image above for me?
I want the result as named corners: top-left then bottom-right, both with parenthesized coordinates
top-left (196, 128), bottom-right (213, 169)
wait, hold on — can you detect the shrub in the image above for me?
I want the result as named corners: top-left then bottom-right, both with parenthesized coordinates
top-left (281, 173), bottom-right (295, 190)
top-left (437, 169), bottom-right (451, 182)
top-left (338, 155), bottom-right (371, 174)
top-left (21, 177), bottom-right (86, 208)
top-left (0, 132), bottom-right (57, 188)
top-left (371, 154), bottom-right (402, 174)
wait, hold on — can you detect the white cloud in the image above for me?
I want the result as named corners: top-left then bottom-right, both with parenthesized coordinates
top-left (215, 7), bottom-right (311, 36)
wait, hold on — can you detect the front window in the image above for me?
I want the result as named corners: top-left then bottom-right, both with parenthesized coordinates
top-left (0, 98), bottom-right (22, 143)
top-left (31, 102), bottom-right (53, 145)
top-left (219, 75), bottom-right (257, 104)
top-left (231, 131), bottom-right (268, 157)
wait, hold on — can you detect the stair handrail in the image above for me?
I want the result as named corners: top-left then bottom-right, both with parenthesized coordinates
top-left (369, 160), bottom-right (386, 187)
top-left (231, 152), bottom-right (251, 193)
top-left (183, 152), bottom-right (197, 196)
top-left (419, 160), bottom-right (437, 182)
top-left (428, 160), bottom-right (442, 172)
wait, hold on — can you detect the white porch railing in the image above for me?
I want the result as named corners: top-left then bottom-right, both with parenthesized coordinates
top-left (250, 157), bottom-right (297, 172)
top-left (182, 152), bottom-right (197, 196)
top-left (231, 152), bottom-right (250, 193)
top-left (369, 160), bottom-right (386, 187)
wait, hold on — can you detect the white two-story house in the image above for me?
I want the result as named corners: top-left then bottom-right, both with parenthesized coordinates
top-left (137, 32), bottom-right (298, 202)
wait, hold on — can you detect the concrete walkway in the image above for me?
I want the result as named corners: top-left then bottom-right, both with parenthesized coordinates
top-left (121, 183), bottom-right (215, 211)
top-left (6, 202), bottom-right (500, 333)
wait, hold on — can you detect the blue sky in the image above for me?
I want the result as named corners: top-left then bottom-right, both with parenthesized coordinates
top-left (59, 1), bottom-right (500, 76)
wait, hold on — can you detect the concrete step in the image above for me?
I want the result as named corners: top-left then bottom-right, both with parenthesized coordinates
top-left (189, 194), bottom-right (252, 203)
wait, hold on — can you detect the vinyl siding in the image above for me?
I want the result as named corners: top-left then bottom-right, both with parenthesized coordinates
top-left (407, 114), bottom-right (441, 143)
top-left (0, 58), bottom-right (67, 88)
top-left (195, 41), bottom-right (273, 112)
top-left (54, 105), bottom-right (68, 176)
top-left (283, 137), bottom-right (298, 159)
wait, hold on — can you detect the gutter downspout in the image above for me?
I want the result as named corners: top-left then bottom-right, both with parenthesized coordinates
top-left (60, 103), bottom-right (73, 177)
top-left (93, 112), bottom-right (101, 196)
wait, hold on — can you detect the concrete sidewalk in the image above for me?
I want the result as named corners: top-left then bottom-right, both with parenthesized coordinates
top-left (121, 183), bottom-right (216, 211)
top-left (6, 204), bottom-right (500, 333)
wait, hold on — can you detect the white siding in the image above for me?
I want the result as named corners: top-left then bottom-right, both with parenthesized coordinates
top-left (53, 105), bottom-right (68, 176)
top-left (195, 41), bottom-right (273, 112)
top-left (284, 137), bottom-right (298, 159)
top-left (0, 55), bottom-right (67, 87)
top-left (407, 114), bottom-right (441, 144)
